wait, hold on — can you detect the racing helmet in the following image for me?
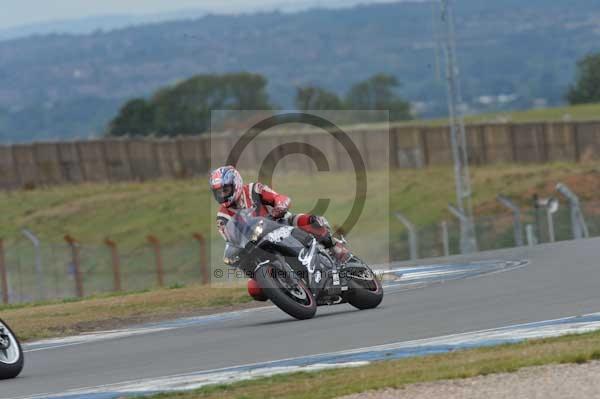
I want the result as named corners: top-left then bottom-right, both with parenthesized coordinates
top-left (209, 166), bottom-right (243, 207)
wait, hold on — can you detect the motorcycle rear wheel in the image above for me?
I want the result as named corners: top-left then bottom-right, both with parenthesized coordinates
top-left (255, 260), bottom-right (317, 320)
top-left (0, 319), bottom-right (24, 380)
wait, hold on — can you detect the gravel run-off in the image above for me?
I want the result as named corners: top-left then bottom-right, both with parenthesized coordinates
top-left (339, 361), bottom-right (600, 399)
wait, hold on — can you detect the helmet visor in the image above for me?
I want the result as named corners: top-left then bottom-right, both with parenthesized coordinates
top-left (212, 184), bottom-right (235, 204)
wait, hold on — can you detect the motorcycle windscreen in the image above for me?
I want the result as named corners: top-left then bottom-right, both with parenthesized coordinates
top-left (224, 209), bottom-right (263, 248)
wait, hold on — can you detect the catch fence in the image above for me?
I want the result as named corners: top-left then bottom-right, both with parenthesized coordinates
top-left (0, 234), bottom-right (210, 304)
top-left (391, 201), bottom-right (600, 261)
top-left (1, 200), bottom-right (599, 304)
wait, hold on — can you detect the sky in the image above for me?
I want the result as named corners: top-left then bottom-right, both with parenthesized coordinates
top-left (0, 0), bottom-right (403, 30)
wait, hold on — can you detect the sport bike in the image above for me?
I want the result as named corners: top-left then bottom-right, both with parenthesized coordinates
top-left (223, 209), bottom-right (383, 320)
top-left (0, 318), bottom-right (24, 379)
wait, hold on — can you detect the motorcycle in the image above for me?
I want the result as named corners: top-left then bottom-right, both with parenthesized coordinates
top-left (0, 319), bottom-right (24, 380)
top-left (223, 209), bottom-right (383, 320)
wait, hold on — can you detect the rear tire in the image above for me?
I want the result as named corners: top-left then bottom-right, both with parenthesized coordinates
top-left (255, 261), bottom-right (317, 320)
top-left (0, 319), bottom-right (24, 380)
top-left (347, 271), bottom-right (383, 310)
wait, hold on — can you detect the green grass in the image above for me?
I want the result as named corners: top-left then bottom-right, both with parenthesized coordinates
top-left (405, 102), bottom-right (600, 127)
top-left (461, 102), bottom-right (600, 125)
top-left (466, 102), bottom-right (600, 124)
top-left (271, 103), bottom-right (600, 133)
top-left (146, 330), bottom-right (600, 399)
top-left (1, 162), bottom-right (599, 272)
top-left (0, 282), bottom-right (253, 342)
top-left (2, 163), bottom-right (597, 247)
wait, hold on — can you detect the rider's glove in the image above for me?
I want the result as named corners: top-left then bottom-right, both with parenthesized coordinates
top-left (310, 215), bottom-right (330, 230)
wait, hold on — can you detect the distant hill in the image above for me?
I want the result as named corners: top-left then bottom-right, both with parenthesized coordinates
top-left (0, 0), bottom-right (599, 143)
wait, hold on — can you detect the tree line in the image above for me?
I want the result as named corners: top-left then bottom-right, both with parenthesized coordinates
top-left (108, 49), bottom-right (600, 138)
top-left (107, 72), bottom-right (412, 137)
top-left (567, 53), bottom-right (600, 106)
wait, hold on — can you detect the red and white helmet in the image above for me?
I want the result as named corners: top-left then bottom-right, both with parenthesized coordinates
top-left (209, 166), bottom-right (243, 207)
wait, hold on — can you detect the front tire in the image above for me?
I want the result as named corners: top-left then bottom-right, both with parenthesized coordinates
top-left (346, 266), bottom-right (384, 310)
top-left (255, 261), bottom-right (317, 320)
top-left (0, 319), bottom-right (24, 380)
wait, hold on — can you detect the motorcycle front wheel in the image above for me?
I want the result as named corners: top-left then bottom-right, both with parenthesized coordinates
top-left (0, 319), bottom-right (24, 380)
top-left (346, 263), bottom-right (384, 310)
top-left (255, 260), bottom-right (317, 320)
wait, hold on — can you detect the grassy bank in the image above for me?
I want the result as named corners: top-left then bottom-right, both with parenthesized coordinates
top-left (399, 102), bottom-right (600, 127)
top-left (0, 283), bottom-right (252, 342)
top-left (1, 162), bottom-right (598, 248)
top-left (148, 330), bottom-right (600, 399)
top-left (459, 102), bottom-right (600, 124)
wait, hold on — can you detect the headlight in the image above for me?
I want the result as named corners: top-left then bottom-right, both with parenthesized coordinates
top-left (223, 243), bottom-right (241, 265)
top-left (250, 221), bottom-right (264, 242)
top-left (223, 255), bottom-right (239, 265)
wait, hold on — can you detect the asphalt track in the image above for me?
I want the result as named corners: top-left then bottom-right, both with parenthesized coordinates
top-left (4, 237), bottom-right (600, 398)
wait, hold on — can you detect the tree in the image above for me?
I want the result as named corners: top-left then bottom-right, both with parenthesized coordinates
top-left (345, 74), bottom-right (412, 121)
top-left (107, 98), bottom-right (155, 137)
top-left (107, 73), bottom-right (273, 137)
top-left (567, 53), bottom-right (600, 105)
top-left (224, 73), bottom-right (271, 109)
top-left (295, 86), bottom-right (344, 110)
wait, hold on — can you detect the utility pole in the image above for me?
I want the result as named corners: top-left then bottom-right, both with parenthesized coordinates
top-left (440, 0), bottom-right (477, 253)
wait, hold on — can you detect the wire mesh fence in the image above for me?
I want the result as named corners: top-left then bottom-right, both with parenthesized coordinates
top-left (0, 236), bottom-right (210, 304)
top-left (2, 199), bottom-right (600, 304)
top-left (390, 200), bottom-right (600, 262)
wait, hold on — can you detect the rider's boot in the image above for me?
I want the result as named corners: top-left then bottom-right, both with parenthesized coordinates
top-left (331, 238), bottom-right (352, 264)
top-left (309, 216), bottom-right (352, 264)
top-left (297, 215), bottom-right (353, 264)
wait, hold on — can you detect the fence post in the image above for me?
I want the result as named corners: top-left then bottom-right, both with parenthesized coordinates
top-left (526, 224), bottom-right (538, 247)
top-left (22, 229), bottom-right (46, 300)
top-left (556, 183), bottom-right (589, 239)
top-left (64, 235), bottom-right (84, 298)
top-left (440, 221), bottom-right (450, 257)
top-left (394, 212), bottom-right (419, 261)
top-left (534, 197), bottom-right (560, 243)
top-left (448, 204), bottom-right (478, 254)
top-left (0, 239), bottom-right (9, 304)
top-left (497, 195), bottom-right (524, 247)
top-left (104, 238), bottom-right (122, 291)
top-left (147, 235), bottom-right (164, 287)
top-left (193, 233), bottom-right (209, 285)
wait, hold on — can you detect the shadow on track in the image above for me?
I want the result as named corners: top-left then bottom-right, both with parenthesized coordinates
top-left (240, 305), bottom-right (385, 327)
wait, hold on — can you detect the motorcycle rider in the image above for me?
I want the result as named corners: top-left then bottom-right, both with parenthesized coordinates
top-left (209, 165), bottom-right (351, 265)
